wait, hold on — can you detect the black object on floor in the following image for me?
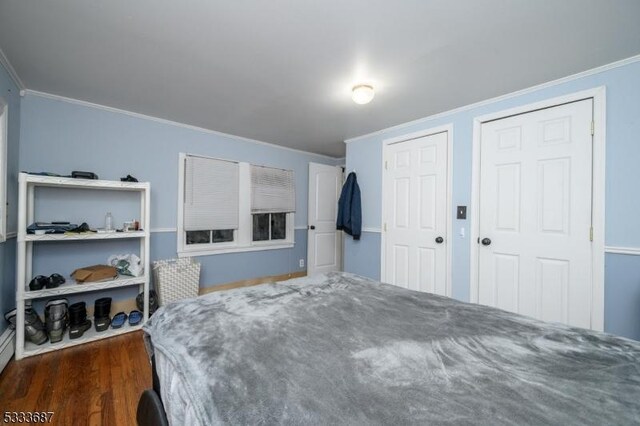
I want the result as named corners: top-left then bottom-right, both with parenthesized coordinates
top-left (68, 302), bottom-right (92, 339)
top-left (137, 389), bottom-right (169, 426)
top-left (94, 297), bottom-right (112, 332)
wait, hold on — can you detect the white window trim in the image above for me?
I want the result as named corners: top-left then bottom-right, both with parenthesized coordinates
top-left (177, 153), bottom-right (294, 257)
top-left (0, 97), bottom-right (7, 243)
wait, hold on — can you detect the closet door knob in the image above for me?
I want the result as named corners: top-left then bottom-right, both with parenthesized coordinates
top-left (435, 236), bottom-right (444, 244)
top-left (309, 225), bottom-right (316, 230)
top-left (481, 238), bottom-right (492, 246)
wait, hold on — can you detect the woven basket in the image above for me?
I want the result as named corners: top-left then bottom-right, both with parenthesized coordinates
top-left (153, 258), bottom-right (201, 306)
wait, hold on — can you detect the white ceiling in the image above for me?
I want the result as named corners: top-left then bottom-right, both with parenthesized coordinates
top-left (1, 1), bottom-right (640, 157)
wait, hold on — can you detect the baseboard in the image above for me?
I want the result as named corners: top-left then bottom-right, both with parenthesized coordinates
top-left (0, 328), bottom-right (16, 374)
top-left (199, 271), bottom-right (307, 295)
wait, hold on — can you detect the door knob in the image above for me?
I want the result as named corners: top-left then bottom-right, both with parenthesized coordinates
top-left (309, 225), bottom-right (316, 230)
top-left (435, 236), bottom-right (444, 244)
top-left (481, 238), bottom-right (491, 246)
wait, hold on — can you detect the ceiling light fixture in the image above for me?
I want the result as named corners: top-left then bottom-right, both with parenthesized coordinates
top-left (352, 84), bottom-right (375, 105)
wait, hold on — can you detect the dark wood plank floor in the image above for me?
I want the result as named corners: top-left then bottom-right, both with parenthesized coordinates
top-left (0, 331), bottom-right (150, 426)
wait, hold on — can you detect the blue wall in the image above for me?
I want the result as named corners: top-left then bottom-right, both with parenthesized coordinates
top-left (0, 62), bottom-right (21, 335)
top-left (345, 59), bottom-right (640, 340)
top-left (17, 94), bottom-right (337, 303)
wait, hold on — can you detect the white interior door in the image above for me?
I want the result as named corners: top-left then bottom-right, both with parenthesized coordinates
top-left (383, 131), bottom-right (449, 295)
top-left (478, 99), bottom-right (593, 328)
top-left (307, 163), bottom-right (343, 276)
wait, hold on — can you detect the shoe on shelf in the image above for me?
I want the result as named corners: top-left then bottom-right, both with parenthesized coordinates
top-left (46, 273), bottom-right (66, 289)
top-left (5, 307), bottom-right (48, 345)
top-left (28, 275), bottom-right (48, 291)
top-left (111, 312), bottom-right (127, 329)
top-left (45, 298), bottom-right (69, 343)
top-left (4, 309), bottom-right (16, 330)
top-left (128, 310), bottom-right (143, 326)
top-left (68, 302), bottom-right (92, 340)
top-left (25, 307), bottom-right (48, 345)
top-left (136, 290), bottom-right (158, 316)
top-left (94, 297), bottom-right (112, 332)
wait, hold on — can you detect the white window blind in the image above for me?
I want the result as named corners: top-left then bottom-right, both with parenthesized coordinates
top-left (184, 155), bottom-right (239, 231)
top-left (251, 165), bottom-right (295, 213)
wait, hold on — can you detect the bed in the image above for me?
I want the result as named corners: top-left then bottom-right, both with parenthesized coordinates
top-left (140, 272), bottom-right (640, 425)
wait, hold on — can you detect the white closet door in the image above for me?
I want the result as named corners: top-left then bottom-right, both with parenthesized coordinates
top-left (383, 132), bottom-right (449, 295)
top-left (478, 99), bottom-right (593, 328)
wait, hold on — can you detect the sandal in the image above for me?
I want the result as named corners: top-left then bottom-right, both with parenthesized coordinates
top-left (111, 312), bottom-right (127, 329)
top-left (128, 310), bottom-right (143, 326)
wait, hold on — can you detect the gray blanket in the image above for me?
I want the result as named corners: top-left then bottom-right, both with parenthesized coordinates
top-left (143, 272), bottom-right (640, 425)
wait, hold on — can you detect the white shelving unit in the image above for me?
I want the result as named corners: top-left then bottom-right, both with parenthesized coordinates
top-left (14, 173), bottom-right (151, 359)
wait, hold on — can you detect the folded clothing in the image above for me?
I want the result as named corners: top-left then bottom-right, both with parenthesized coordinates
top-left (27, 222), bottom-right (78, 234)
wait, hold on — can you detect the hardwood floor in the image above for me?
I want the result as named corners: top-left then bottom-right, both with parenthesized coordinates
top-left (0, 331), bottom-right (150, 425)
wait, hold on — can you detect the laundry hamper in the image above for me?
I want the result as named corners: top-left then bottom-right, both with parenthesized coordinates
top-left (152, 258), bottom-right (201, 306)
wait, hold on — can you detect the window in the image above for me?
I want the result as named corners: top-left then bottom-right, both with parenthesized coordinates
top-left (177, 153), bottom-right (295, 256)
top-left (0, 97), bottom-right (7, 243)
top-left (250, 165), bottom-right (295, 243)
top-left (253, 213), bottom-right (287, 241)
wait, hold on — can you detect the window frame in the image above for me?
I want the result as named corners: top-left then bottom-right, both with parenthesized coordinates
top-left (177, 153), bottom-right (294, 257)
top-left (0, 97), bottom-right (7, 243)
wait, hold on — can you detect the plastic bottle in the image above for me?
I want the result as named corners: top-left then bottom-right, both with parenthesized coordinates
top-left (105, 212), bottom-right (113, 231)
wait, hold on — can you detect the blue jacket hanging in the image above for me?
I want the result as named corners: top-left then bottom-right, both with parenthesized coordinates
top-left (336, 172), bottom-right (362, 240)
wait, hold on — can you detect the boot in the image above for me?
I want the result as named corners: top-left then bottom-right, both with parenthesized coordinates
top-left (136, 290), bottom-right (158, 316)
top-left (68, 302), bottom-right (92, 339)
top-left (5, 307), bottom-right (48, 345)
top-left (3, 309), bottom-right (16, 330)
top-left (45, 299), bottom-right (68, 343)
top-left (94, 297), bottom-right (112, 332)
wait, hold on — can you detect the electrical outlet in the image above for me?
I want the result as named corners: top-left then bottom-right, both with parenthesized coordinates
top-left (299, 259), bottom-right (305, 268)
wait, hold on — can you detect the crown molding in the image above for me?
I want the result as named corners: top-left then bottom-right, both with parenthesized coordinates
top-left (0, 48), bottom-right (25, 91)
top-left (23, 89), bottom-right (339, 160)
top-left (345, 53), bottom-right (640, 144)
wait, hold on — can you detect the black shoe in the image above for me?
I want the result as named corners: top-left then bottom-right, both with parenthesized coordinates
top-left (136, 290), bottom-right (158, 316)
top-left (46, 273), bottom-right (66, 289)
top-left (68, 302), bottom-right (92, 339)
top-left (29, 275), bottom-right (48, 291)
top-left (94, 297), bottom-right (112, 332)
